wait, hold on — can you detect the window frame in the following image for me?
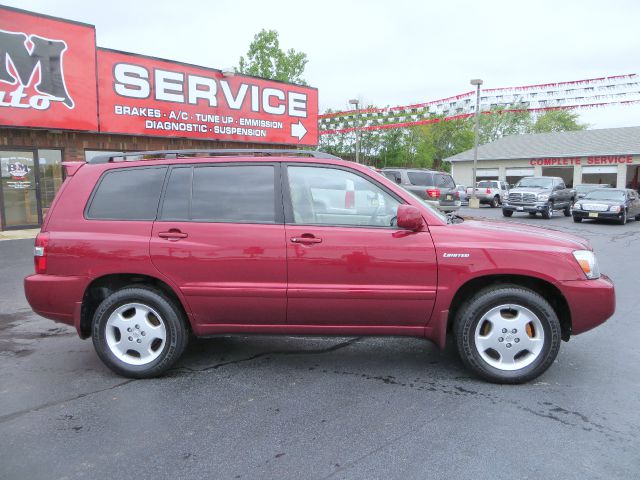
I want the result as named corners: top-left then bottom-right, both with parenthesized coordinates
top-left (156, 162), bottom-right (284, 225)
top-left (84, 165), bottom-right (169, 221)
top-left (282, 163), bottom-right (406, 229)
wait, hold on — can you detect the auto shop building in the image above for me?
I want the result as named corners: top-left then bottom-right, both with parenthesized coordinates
top-left (0, 6), bottom-right (318, 230)
top-left (445, 126), bottom-right (640, 190)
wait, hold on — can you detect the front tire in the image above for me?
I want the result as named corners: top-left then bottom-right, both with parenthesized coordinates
top-left (454, 285), bottom-right (561, 384)
top-left (564, 203), bottom-right (572, 217)
top-left (502, 209), bottom-right (513, 217)
top-left (541, 203), bottom-right (553, 219)
top-left (573, 215), bottom-right (582, 223)
top-left (92, 287), bottom-right (189, 378)
top-left (618, 210), bottom-right (627, 225)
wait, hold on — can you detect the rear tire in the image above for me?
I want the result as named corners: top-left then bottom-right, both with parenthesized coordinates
top-left (92, 286), bottom-right (189, 378)
top-left (490, 196), bottom-right (500, 208)
top-left (502, 209), bottom-right (513, 217)
top-left (454, 285), bottom-right (561, 384)
top-left (563, 204), bottom-right (572, 217)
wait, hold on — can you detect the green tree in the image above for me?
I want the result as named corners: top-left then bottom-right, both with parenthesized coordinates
top-left (532, 110), bottom-right (588, 133)
top-left (412, 117), bottom-right (474, 170)
top-left (238, 29), bottom-right (308, 85)
top-left (479, 104), bottom-right (532, 144)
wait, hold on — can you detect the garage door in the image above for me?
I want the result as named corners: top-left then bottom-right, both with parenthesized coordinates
top-left (477, 168), bottom-right (499, 177)
top-left (582, 166), bottom-right (618, 174)
top-left (506, 168), bottom-right (534, 176)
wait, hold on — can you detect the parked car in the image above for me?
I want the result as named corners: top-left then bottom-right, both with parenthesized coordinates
top-left (502, 176), bottom-right (575, 219)
top-left (455, 184), bottom-right (468, 204)
top-left (24, 149), bottom-right (615, 384)
top-left (466, 180), bottom-right (509, 207)
top-left (574, 184), bottom-right (611, 199)
top-left (573, 188), bottom-right (640, 224)
top-left (381, 168), bottom-right (460, 212)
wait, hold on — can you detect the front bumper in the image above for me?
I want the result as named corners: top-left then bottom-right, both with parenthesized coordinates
top-left (573, 209), bottom-right (622, 220)
top-left (502, 202), bottom-right (548, 213)
top-left (558, 274), bottom-right (615, 335)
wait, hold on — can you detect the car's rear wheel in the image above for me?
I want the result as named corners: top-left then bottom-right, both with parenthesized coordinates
top-left (490, 196), bottom-right (500, 208)
top-left (454, 285), bottom-right (561, 384)
top-left (92, 287), bottom-right (189, 378)
top-left (502, 209), bottom-right (513, 217)
top-left (563, 203), bottom-right (572, 217)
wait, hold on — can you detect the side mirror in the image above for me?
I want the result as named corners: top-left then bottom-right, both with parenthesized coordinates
top-left (397, 205), bottom-right (424, 231)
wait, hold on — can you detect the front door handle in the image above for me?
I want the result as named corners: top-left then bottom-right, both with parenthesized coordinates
top-left (158, 229), bottom-right (188, 240)
top-left (290, 235), bottom-right (322, 244)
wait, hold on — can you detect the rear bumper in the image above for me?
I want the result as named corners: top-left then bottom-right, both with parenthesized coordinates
top-left (558, 274), bottom-right (615, 335)
top-left (24, 274), bottom-right (87, 336)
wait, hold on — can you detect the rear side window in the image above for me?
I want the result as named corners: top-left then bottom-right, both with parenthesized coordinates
top-left (159, 165), bottom-right (276, 223)
top-left (383, 171), bottom-right (401, 184)
top-left (407, 172), bottom-right (433, 186)
top-left (435, 174), bottom-right (455, 188)
top-left (87, 167), bottom-right (167, 220)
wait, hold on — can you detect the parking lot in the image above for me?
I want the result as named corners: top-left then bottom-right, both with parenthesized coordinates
top-left (1, 206), bottom-right (639, 480)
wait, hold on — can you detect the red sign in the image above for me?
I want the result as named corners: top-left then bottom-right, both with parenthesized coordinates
top-left (97, 49), bottom-right (318, 145)
top-left (530, 155), bottom-right (633, 166)
top-left (0, 7), bottom-right (98, 131)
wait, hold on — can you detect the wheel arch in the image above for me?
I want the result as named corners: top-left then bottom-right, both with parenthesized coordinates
top-left (79, 273), bottom-right (190, 339)
top-left (446, 274), bottom-right (571, 342)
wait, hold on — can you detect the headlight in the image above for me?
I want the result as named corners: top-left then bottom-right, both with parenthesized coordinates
top-left (609, 205), bottom-right (621, 213)
top-left (574, 203), bottom-right (582, 210)
top-left (573, 250), bottom-right (600, 279)
top-left (537, 194), bottom-right (549, 201)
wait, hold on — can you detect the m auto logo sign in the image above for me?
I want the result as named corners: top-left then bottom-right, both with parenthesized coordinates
top-left (0, 7), bottom-right (98, 130)
top-left (0, 29), bottom-right (74, 110)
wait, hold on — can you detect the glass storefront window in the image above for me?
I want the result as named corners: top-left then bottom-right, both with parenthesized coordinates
top-left (1, 151), bottom-right (39, 228)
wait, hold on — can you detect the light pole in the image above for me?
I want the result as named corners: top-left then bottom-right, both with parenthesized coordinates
top-left (349, 98), bottom-right (360, 163)
top-left (469, 79), bottom-right (483, 209)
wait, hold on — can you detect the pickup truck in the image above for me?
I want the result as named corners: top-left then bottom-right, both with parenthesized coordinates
top-left (467, 180), bottom-right (509, 207)
top-left (502, 176), bottom-right (576, 219)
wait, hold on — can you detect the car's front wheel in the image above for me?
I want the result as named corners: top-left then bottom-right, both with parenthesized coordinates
top-left (573, 215), bottom-right (582, 223)
top-left (92, 286), bottom-right (189, 378)
top-left (502, 209), bottom-right (513, 217)
top-left (454, 285), bottom-right (561, 384)
top-left (618, 209), bottom-right (627, 225)
top-left (541, 203), bottom-right (553, 219)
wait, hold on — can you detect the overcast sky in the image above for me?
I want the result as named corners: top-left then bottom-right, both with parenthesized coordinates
top-left (6, 0), bottom-right (640, 129)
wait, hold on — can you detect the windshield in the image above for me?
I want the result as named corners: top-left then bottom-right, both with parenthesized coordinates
top-left (515, 177), bottom-right (553, 189)
top-left (584, 189), bottom-right (625, 201)
top-left (402, 187), bottom-right (449, 223)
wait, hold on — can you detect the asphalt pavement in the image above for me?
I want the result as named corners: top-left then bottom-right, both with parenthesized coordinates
top-left (1, 207), bottom-right (639, 479)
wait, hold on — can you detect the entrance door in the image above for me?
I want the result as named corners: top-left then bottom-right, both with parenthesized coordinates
top-left (0, 151), bottom-right (40, 229)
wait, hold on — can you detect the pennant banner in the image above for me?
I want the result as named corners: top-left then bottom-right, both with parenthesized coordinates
top-left (320, 74), bottom-right (640, 135)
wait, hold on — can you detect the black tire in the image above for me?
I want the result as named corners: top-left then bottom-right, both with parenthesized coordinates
top-left (541, 203), bottom-right (553, 219)
top-left (573, 215), bottom-right (582, 223)
top-left (563, 203), bottom-right (572, 217)
top-left (502, 209), bottom-right (513, 217)
top-left (454, 285), bottom-right (561, 384)
top-left (92, 286), bottom-right (189, 378)
top-left (618, 209), bottom-right (627, 225)
top-left (490, 196), bottom-right (500, 208)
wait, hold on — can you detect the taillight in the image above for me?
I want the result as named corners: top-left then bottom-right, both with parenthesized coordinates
top-left (427, 189), bottom-right (440, 198)
top-left (455, 191), bottom-right (460, 199)
top-left (486, 188), bottom-right (491, 194)
top-left (34, 233), bottom-right (49, 274)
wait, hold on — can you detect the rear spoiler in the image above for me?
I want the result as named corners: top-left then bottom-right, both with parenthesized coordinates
top-left (62, 162), bottom-right (85, 176)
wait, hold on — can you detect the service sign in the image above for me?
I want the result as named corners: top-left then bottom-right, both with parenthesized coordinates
top-left (97, 49), bottom-right (318, 145)
top-left (0, 7), bottom-right (98, 130)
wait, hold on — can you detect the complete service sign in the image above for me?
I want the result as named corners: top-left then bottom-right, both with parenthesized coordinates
top-left (97, 49), bottom-right (318, 145)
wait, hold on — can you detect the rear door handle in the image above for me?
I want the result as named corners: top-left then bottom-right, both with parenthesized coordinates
top-left (158, 229), bottom-right (188, 240)
top-left (290, 236), bottom-right (322, 244)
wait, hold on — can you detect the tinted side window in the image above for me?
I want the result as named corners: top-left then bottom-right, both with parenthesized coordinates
top-left (407, 172), bottom-right (433, 186)
top-left (87, 167), bottom-right (167, 220)
top-left (383, 171), bottom-right (401, 184)
top-left (191, 165), bottom-right (275, 223)
top-left (435, 174), bottom-right (455, 188)
top-left (160, 167), bottom-right (191, 220)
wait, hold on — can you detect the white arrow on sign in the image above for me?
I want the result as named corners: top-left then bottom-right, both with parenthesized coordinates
top-left (291, 121), bottom-right (307, 141)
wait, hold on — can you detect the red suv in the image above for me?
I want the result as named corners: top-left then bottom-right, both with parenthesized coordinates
top-left (24, 150), bottom-right (615, 383)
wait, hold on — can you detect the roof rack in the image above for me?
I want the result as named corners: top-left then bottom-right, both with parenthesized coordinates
top-left (87, 149), bottom-right (340, 164)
